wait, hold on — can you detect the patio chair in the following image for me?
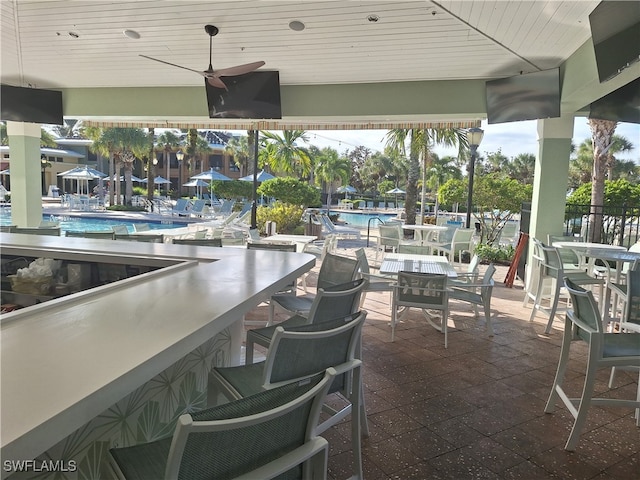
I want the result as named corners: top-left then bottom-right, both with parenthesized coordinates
top-left (268, 252), bottom-right (361, 325)
top-left (498, 221), bottom-right (520, 246)
top-left (210, 311), bottom-right (367, 480)
top-left (528, 240), bottom-right (605, 334)
top-left (109, 369), bottom-right (335, 480)
top-left (189, 199), bottom-right (213, 218)
top-left (172, 238), bottom-right (222, 247)
top-left (246, 279), bottom-right (365, 364)
top-left (608, 259), bottom-right (640, 328)
top-left (82, 230), bottom-right (116, 240)
top-left (133, 223), bottom-right (150, 232)
top-left (171, 198), bottom-right (192, 217)
top-left (0, 225), bottom-right (16, 233)
top-left (391, 272), bottom-right (449, 347)
top-left (355, 248), bottom-right (394, 308)
top-left (432, 227), bottom-right (475, 264)
top-left (115, 233), bottom-right (164, 243)
top-left (547, 234), bottom-right (583, 269)
top-left (608, 267), bottom-right (640, 391)
top-left (12, 226), bottom-right (61, 236)
top-left (544, 278), bottom-right (640, 450)
top-left (448, 263), bottom-right (496, 336)
top-left (111, 225), bottom-right (130, 235)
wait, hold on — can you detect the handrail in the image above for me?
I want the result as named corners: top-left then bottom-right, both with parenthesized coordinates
top-left (366, 216), bottom-right (387, 247)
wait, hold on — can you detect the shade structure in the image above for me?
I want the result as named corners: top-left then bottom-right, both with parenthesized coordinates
top-left (183, 178), bottom-right (210, 199)
top-left (239, 170), bottom-right (276, 183)
top-left (0, 169), bottom-right (10, 175)
top-left (386, 187), bottom-right (406, 207)
top-left (140, 176), bottom-right (171, 185)
top-left (58, 166), bottom-right (107, 194)
top-left (337, 185), bottom-right (357, 194)
top-left (190, 168), bottom-right (231, 182)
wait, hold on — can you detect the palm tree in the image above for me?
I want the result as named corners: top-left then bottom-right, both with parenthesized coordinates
top-left (385, 128), bottom-right (468, 225)
top-left (225, 134), bottom-right (252, 176)
top-left (588, 118), bottom-right (618, 242)
top-left (504, 153), bottom-right (536, 184)
top-left (51, 119), bottom-right (83, 138)
top-left (314, 147), bottom-right (351, 213)
top-left (92, 128), bottom-right (148, 206)
top-left (156, 131), bottom-right (181, 192)
top-left (261, 130), bottom-right (312, 178)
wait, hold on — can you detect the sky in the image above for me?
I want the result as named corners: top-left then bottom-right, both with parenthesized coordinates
top-left (299, 118), bottom-right (640, 162)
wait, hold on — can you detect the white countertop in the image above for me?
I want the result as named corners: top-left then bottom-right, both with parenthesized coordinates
top-left (0, 233), bottom-right (315, 462)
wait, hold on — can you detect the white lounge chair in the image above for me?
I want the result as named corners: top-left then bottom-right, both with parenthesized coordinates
top-left (319, 214), bottom-right (361, 239)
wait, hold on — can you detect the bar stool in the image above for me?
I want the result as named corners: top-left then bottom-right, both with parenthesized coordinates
top-left (529, 240), bottom-right (605, 334)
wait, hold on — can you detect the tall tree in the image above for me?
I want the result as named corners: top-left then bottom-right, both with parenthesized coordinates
top-left (261, 130), bottom-right (311, 178)
top-left (346, 145), bottom-right (373, 193)
top-left (504, 153), bottom-right (536, 184)
top-left (385, 128), bottom-right (468, 225)
top-left (225, 134), bottom-right (252, 176)
top-left (92, 128), bottom-right (148, 206)
top-left (51, 119), bottom-right (83, 138)
top-left (588, 118), bottom-right (617, 242)
top-left (313, 147), bottom-right (351, 212)
top-left (156, 130), bottom-right (181, 194)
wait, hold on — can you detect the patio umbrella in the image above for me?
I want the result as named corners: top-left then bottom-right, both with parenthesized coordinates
top-left (337, 185), bottom-right (357, 199)
top-left (110, 174), bottom-right (144, 182)
top-left (58, 165), bottom-right (107, 194)
top-left (183, 178), bottom-right (210, 199)
top-left (191, 168), bottom-right (231, 182)
top-left (0, 169), bottom-right (9, 175)
top-left (386, 187), bottom-right (406, 205)
top-left (239, 170), bottom-right (276, 183)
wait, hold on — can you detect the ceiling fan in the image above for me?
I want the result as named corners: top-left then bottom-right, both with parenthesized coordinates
top-left (140, 24), bottom-right (265, 89)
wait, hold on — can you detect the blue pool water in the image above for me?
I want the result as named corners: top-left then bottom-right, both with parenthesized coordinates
top-left (1, 212), bottom-right (183, 234)
top-left (330, 211), bottom-right (396, 228)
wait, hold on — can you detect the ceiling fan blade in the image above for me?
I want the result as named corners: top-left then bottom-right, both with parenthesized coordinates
top-left (213, 61), bottom-right (266, 78)
top-left (140, 55), bottom-right (206, 76)
top-left (207, 77), bottom-right (228, 89)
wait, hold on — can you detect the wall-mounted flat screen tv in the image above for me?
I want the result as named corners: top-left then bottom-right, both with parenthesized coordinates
top-left (0, 84), bottom-right (63, 125)
top-left (589, 1), bottom-right (640, 83)
top-left (485, 68), bottom-right (561, 124)
top-left (589, 77), bottom-right (640, 124)
top-left (205, 71), bottom-right (282, 119)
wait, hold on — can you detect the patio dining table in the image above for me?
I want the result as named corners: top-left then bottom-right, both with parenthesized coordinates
top-left (401, 224), bottom-right (449, 245)
top-left (554, 241), bottom-right (640, 321)
top-left (380, 252), bottom-right (458, 277)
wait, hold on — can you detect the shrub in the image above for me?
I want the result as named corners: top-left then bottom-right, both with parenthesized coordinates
top-left (256, 202), bottom-right (305, 234)
top-left (474, 243), bottom-right (515, 264)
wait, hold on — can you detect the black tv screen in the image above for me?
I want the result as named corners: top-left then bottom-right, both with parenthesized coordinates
top-left (589, 78), bottom-right (640, 124)
top-left (589, 1), bottom-right (640, 83)
top-left (205, 71), bottom-right (282, 119)
top-left (0, 84), bottom-right (63, 125)
top-left (485, 69), bottom-right (561, 124)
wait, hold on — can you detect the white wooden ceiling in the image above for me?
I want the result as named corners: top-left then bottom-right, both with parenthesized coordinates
top-left (1, 0), bottom-right (600, 90)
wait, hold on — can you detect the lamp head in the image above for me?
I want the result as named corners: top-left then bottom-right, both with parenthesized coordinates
top-left (176, 150), bottom-right (185, 161)
top-left (467, 127), bottom-right (484, 149)
top-left (41, 154), bottom-right (47, 164)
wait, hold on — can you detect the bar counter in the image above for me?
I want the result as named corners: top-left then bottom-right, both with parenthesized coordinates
top-left (0, 233), bottom-right (315, 476)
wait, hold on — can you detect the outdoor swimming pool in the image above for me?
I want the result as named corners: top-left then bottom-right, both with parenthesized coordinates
top-left (0, 213), bottom-right (182, 234)
top-left (330, 211), bottom-right (397, 227)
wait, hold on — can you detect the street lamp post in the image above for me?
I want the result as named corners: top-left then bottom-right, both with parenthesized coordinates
top-left (465, 127), bottom-right (484, 229)
top-left (176, 150), bottom-right (184, 198)
top-left (40, 154), bottom-right (49, 195)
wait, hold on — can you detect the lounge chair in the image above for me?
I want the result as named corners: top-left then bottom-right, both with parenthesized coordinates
top-left (171, 198), bottom-right (192, 217)
top-left (319, 214), bottom-right (361, 239)
top-left (190, 199), bottom-right (213, 218)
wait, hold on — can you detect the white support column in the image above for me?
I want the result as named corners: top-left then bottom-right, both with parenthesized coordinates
top-left (6, 121), bottom-right (43, 227)
top-left (530, 116), bottom-right (575, 244)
